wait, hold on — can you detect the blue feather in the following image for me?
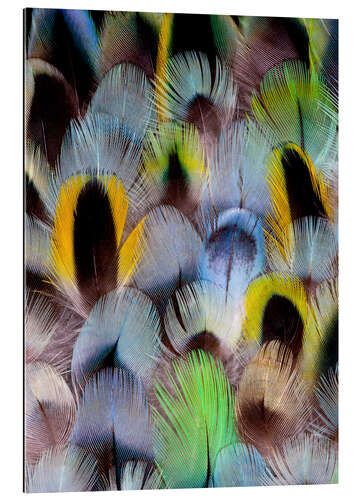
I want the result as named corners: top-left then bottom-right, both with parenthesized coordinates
top-left (212, 442), bottom-right (270, 487)
top-left (198, 208), bottom-right (266, 302)
top-left (71, 288), bottom-right (162, 391)
top-left (70, 368), bottom-right (154, 487)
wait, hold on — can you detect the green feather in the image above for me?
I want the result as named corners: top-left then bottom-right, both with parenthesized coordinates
top-left (251, 60), bottom-right (337, 171)
top-left (152, 350), bottom-right (237, 489)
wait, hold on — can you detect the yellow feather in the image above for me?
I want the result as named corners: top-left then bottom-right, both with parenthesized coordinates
top-left (104, 176), bottom-right (128, 249)
top-left (301, 18), bottom-right (330, 73)
top-left (174, 125), bottom-right (206, 181)
top-left (48, 174), bottom-right (140, 300)
top-left (155, 13), bottom-right (174, 122)
top-left (118, 217), bottom-right (146, 283)
top-left (303, 279), bottom-right (338, 383)
top-left (243, 272), bottom-right (323, 384)
top-left (143, 122), bottom-right (207, 190)
top-left (48, 175), bottom-right (87, 290)
top-left (266, 143), bottom-right (335, 262)
top-left (265, 148), bottom-right (292, 260)
top-left (243, 273), bottom-right (308, 344)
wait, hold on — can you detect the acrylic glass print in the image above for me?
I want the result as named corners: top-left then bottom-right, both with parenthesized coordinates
top-left (24, 8), bottom-right (338, 493)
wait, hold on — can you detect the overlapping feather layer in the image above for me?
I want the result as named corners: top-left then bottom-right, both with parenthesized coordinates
top-left (24, 9), bottom-right (338, 492)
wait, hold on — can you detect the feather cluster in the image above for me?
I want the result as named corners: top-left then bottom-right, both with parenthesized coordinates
top-left (24, 9), bottom-right (338, 492)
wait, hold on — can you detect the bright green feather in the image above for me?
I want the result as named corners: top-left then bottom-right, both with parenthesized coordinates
top-left (251, 60), bottom-right (337, 170)
top-left (152, 350), bottom-right (238, 489)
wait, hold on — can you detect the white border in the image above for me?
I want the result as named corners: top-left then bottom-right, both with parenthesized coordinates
top-left (1, 1), bottom-right (355, 499)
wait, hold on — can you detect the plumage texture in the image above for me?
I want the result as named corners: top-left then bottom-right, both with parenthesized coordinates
top-left (200, 120), bottom-right (273, 220)
top-left (212, 442), bottom-right (269, 487)
top-left (120, 461), bottom-right (164, 490)
top-left (265, 143), bottom-right (335, 260)
top-left (25, 293), bottom-right (57, 363)
top-left (311, 367), bottom-right (338, 440)
top-left (70, 368), bottom-right (154, 488)
top-left (263, 434), bottom-right (337, 485)
top-left (25, 362), bottom-right (76, 465)
top-left (132, 205), bottom-right (203, 307)
top-left (235, 341), bottom-right (312, 457)
top-left (152, 350), bottom-right (237, 488)
top-left (71, 287), bottom-right (162, 391)
top-left (89, 63), bottom-right (157, 138)
top-left (25, 445), bottom-right (106, 493)
top-left (142, 121), bottom-right (207, 215)
top-left (164, 279), bottom-right (243, 354)
top-left (155, 51), bottom-right (238, 137)
top-left (52, 112), bottom-right (144, 205)
top-left (24, 8), bottom-right (338, 492)
top-left (198, 208), bottom-right (266, 303)
top-left (47, 174), bottom-right (145, 316)
top-left (303, 279), bottom-right (338, 382)
top-left (266, 216), bottom-right (338, 284)
top-left (251, 60), bottom-right (337, 168)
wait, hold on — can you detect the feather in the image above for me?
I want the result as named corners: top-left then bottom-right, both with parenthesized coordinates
top-left (235, 341), bottom-right (312, 458)
top-left (239, 17), bottom-right (310, 79)
top-left (200, 121), bottom-right (273, 221)
top-left (267, 216), bottom-right (338, 286)
top-left (120, 461), bottom-right (164, 490)
top-left (265, 143), bottom-right (335, 258)
top-left (25, 362), bottom-right (76, 465)
top-left (263, 434), bottom-right (337, 485)
top-left (331, 465), bottom-right (338, 484)
top-left (99, 11), bottom-right (162, 79)
top-left (36, 304), bottom-right (84, 379)
top-left (28, 9), bottom-right (99, 67)
top-left (46, 174), bottom-right (145, 316)
top-left (227, 17), bottom-right (311, 118)
top-left (155, 13), bottom-right (241, 122)
top-left (50, 111), bottom-right (151, 231)
top-left (25, 292), bottom-right (57, 364)
top-left (154, 51), bottom-right (238, 138)
top-left (70, 368), bottom-right (153, 487)
top-left (27, 8), bottom-right (57, 60)
top-left (24, 61), bottom-right (35, 131)
top-left (156, 13), bottom-right (227, 68)
top-left (60, 9), bottom-right (100, 73)
top-left (164, 280), bottom-right (243, 356)
top-left (251, 60), bottom-right (337, 168)
top-left (25, 445), bottom-right (106, 492)
top-left (25, 214), bottom-right (51, 274)
top-left (142, 122), bottom-right (207, 216)
top-left (132, 205), bottom-right (203, 308)
top-left (302, 18), bottom-right (338, 91)
top-left (198, 208), bottom-right (266, 303)
top-left (242, 273), bottom-right (314, 361)
top-left (28, 8), bottom-right (100, 105)
top-left (311, 367), bottom-right (338, 440)
top-left (25, 58), bottom-right (78, 166)
top-left (303, 279), bottom-right (338, 382)
top-left (71, 287), bottom-right (162, 391)
top-left (152, 350), bottom-right (237, 489)
top-left (154, 13), bottom-right (173, 121)
top-left (24, 9), bottom-right (339, 491)
top-left (210, 14), bottom-right (244, 62)
top-left (212, 442), bottom-right (269, 487)
top-left (51, 112), bottom-right (143, 203)
top-left (89, 63), bottom-right (156, 139)
top-left (49, 110), bottom-right (151, 232)
top-left (25, 141), bottom-right (51, 222)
